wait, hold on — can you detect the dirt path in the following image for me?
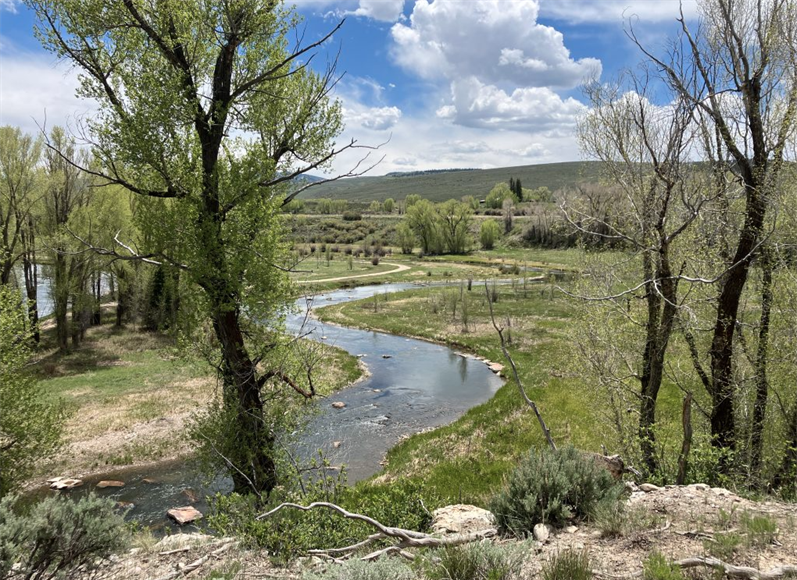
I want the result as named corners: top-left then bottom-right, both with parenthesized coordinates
top-left (296, 261), bottom-right (411, 284)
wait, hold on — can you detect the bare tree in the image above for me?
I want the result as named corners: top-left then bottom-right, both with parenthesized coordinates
top-left (568, 73), bottom-right (708, 474)
top-left (631, 0), bottom-right (797, 460)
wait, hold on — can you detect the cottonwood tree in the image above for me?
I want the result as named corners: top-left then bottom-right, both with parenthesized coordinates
top-left (0, 127), bottom-right (43, 339)
top-left (27, 0), bottom-right (368, 495)
top-left (631, 0), bottom-right (797, 462)
top-left (41, 127), bottom-right (92, 352)
top-left (438, 199), bottom-right (473, 254)
top-left (570, 76), bottom-right (709, 474)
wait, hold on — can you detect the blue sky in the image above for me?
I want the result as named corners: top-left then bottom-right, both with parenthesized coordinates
top-left (0, 0), bottom-right (698, 175)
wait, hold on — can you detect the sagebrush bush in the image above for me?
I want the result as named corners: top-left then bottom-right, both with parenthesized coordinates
top-left (0, 494), bottom-right (128, 580)
top-left (302, 557), bottom-right (416, 580)
top-left (489, 446), bottom-right (623, 534)
top-left (425, 541), bottom-right (525, 580)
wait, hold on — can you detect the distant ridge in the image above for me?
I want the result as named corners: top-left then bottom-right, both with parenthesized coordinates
top-left (298, 161), bottom-right (601, 202)
top-left (385, 168), bottom-right (477, 178)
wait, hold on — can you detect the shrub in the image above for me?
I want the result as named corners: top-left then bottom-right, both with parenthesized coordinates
top-left (342, 211), bottom-right (362, 221)
top-left (741, 512), bottom-right (778, 547)
top-left (425, 541), bottom-right (525, 580)
top-left (207, 478), bottom-right (436, 563)
top-left (303, 557), bottom-right (416, 580)
top-left (371, 256), bottom-right (380, 266)
top-left (498, 263), bottom-right (520, 275)
top-left (0, 494), bottom-right (128, 580)
top-left (489, 446), bottom-right (623, 534)
top-left (480, 219), bottom-right (500, 250)
top-left (643, 552), bottom-right (686, 580)
top-left (704, 532), bottom-right (742, 561)
top-left (593, 503), bottom-right (661, 538)
top-left (541, 549), bottom-right (592, 580)
top-left (0, 287), bottom-right (62, 496)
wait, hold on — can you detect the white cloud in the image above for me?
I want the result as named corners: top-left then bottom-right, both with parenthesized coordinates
top-left (437, 77), bottom-right (587, 131)
top-left (0, 50), bottom-right (94, 135)
top-left (327, 99), bottom-right (584, 176)
top-left (520, 143), bottom-right (547, 158)
top-left (352, 0), bottom-right (405, 22)
top-left (0, 0), bottom-right (20, 13)
top-left (391, 0), bottom-right (600, 89)
top-left (343, 105), bottom-right (402, 130)
top-left (539, 0), bottom-right (699, 24)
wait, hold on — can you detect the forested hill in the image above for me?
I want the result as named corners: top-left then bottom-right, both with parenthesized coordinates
top-left (298, 161), bottom-right (602, 202)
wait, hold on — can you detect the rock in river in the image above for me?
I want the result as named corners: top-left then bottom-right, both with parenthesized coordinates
top-left (167, 506), bottom-right (203, 525)
top-left (96, 480), bottom-right (125, 488)
top-left (49, 477), bottom-right (83, 490)
top-left (487, 362), bottom-right (504, 373)
top-left (331, 401), bottom-right (346, 409)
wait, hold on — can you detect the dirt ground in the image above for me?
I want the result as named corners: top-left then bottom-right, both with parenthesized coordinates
top-left (80, 483), bottom-right (797, 579)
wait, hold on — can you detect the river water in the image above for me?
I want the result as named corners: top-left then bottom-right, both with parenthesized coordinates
top-left (32, 282), bottom-right (505, 532)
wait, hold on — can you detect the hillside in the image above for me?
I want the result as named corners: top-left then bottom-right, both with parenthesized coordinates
top-left (298, 161), bottom-right (602, 202)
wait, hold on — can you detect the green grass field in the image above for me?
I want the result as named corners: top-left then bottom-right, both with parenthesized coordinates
top-left (316, 282), bottom-right (689, 504)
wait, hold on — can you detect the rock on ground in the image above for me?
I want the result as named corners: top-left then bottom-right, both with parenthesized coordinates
top-left (432, 504), bottom-right (496, 535)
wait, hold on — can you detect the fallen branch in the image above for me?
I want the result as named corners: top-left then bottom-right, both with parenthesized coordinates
top-left (485, 281), bottom-right (556, 451)
top-left (594, 557), bottom-right (797, 580)
top-left (674, 557), bottom-right (797, 579)
top-left (152, 540), bottom-right (238, 580)
top-left (257, 501), bottom-right (496, 560)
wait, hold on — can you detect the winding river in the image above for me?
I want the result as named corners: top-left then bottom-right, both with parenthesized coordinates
top-left (31, 282), bottom-right (505, 532)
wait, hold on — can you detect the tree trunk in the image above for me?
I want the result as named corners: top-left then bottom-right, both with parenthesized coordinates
top-left (213, 306), bottom-right (277, 495)
top-left (773, 400), bottom-right (797, 494)
top-left (22, 258), bottom-right (39, 344)
top-left (677, 393), bottom-right (693, 485)
top-left (54, 252), bottom-right (70, 353)
top-left (708, 177), bottom-right (766, 459)
top-left (19, 215), bottom-right (39, 342)
top-left (92, 271), bottom-right (102, 325)
top-left (638, 245), bottom-right (678, 476)
top-left (750, 246), bottom-right (773, 482)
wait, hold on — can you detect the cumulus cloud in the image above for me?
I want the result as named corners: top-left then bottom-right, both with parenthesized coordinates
top-left (539, 0), bottom-right (698, 24)
top-left (391, 0), bottom-right (600, 89)
top-left (352, 0), bottom-right (405, 22)
top-left (0, 50), bottom-right (94, 135)
top-left (437, 77), bottom-right (587, 131)
top-left (344, 105), bottom-right (402, 130)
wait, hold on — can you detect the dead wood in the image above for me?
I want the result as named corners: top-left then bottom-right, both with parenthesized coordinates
top-left (257, 501), bottom-right (496, 561)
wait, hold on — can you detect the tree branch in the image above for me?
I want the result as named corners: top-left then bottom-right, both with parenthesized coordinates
top-left (485, 281), bottom-right (556, 451)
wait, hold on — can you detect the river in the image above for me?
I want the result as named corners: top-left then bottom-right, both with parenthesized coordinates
top-left (30, 282), bottom-right (505, 532)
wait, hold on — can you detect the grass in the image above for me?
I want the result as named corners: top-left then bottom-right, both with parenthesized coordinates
top-left (294, 251), bottom-right (520, 291)
top-left (30, 306), bottom-right (364, 477)
top-left (541, 549), bottom-right (593, 580)
top-left (291, 257), bottom-right (399, 282)
top-left (314, 280), bottom-right (687, 504)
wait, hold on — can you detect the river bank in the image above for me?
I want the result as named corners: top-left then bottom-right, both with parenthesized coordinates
top-left (27, 307), bottom-right (365, 489)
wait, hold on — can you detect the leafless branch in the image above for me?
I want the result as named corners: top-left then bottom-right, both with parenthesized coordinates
top-left (485, 281), bottom-right (556, 451)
